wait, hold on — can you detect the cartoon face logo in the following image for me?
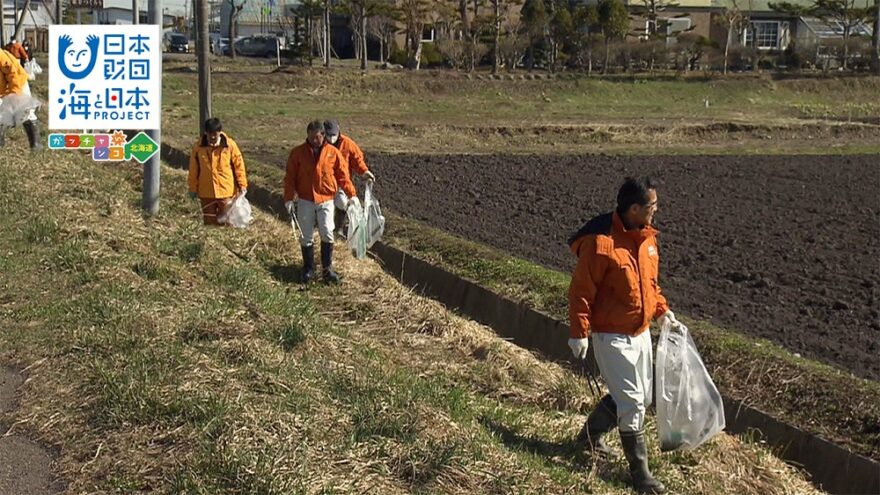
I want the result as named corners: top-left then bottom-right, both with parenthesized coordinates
top-left (58, 34), bottom-right (100, 80)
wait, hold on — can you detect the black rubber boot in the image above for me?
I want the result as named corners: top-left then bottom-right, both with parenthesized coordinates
top-left (333, 208), bottom-right (347, 239)
top-left (576, 394), bottom-right (617, 457)
top-left (321, 242), bottom-right (340, 283)
top-left (0, 125), bottom-right (8, 147)
top-left (300, 245), bottom-right (315, 284)
top-left (620, 430), bottom-right (665, 494)
top-left (23, 120), bottom-right (41, 150)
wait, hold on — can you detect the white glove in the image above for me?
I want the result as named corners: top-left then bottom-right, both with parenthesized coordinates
top-left (238, 188), bottom-right (247, 198)
top-left (657, 310), bottom-right (679, 330)
top-left (348, 196), bottom-right (361, 209)
top-left (568, 337), bottom-right (590, 359)
top-left (362, 170), bottom-right (376, 182)
top-left (284, 200), bottom-right (296, 217)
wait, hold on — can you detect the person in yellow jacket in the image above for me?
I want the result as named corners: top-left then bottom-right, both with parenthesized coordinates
top-left (0, 47), bottom-right (40, 150)
top-left (187, 118), bottom-right (248, 226)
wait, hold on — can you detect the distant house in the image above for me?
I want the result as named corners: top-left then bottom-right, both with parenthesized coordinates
top-left (623, 0), bottom-right (874, 52)
top-left (1, 0), bottom-right (54, 52)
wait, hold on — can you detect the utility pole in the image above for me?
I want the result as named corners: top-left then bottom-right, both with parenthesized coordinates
top-left (323, 0), bottom-right (329, 67)
top-left (143, 0), bottom-right (162, 215)
top-left (0, 0), bottom-right (6, 46)
top-left (56, 0), bottom-right (62, 25)
top-left (198, 0), bottom-right (212, 133)
top-left (873, 0), bottom-right (879, 75)
top-left (13, 0), bottom-right (31, 39)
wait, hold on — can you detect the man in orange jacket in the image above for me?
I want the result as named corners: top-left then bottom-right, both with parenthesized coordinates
top-left (0, 47), bottom-right (40, 149)
top-left (284, 120), bottom-right (356, 283)
top-left (323, 120), bottom-right (375, 237)
top-left (4, 38), bottom-right (29, 64)
top-left (188, 118), bottom-right (248, 225)
top-left (567, 177), bottom-right (679, 495)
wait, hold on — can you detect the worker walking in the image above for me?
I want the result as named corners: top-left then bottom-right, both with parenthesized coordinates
top-left (0, 47), bottom-right (40, 150)
top-left (284, 120), bottom-right (357, 283)
top-left (187, 118), bottom-right (248, 225)
top-left (323, 119), bottom-right (375, 237)
top-left (4, 38), bottom-right (29, 65)
top-left (568, 177), bottom-right (681, 494)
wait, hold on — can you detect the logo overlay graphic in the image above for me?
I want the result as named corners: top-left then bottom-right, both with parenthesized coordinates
top-left (49, 25), bottom-right (162, 130)
top-left (48, 130), bottom-right (159, 164)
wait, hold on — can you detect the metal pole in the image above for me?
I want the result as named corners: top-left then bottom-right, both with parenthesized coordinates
top-left (132, 0), bottom-right (138, 23)
top-left (55, 0), bottom-right (62, 25)
top-left (143, 0), bottom-right (162, 216)
top-left (13, 0), bottom-right (30, 39)
top-left (0, 0), bottom-right (6, 47)
top-left (14, 0), bottom-right (19, 37)
top-left (197, 0), bottom-right (212, 133)
top-left (873, 0), bottom-right (880, 75)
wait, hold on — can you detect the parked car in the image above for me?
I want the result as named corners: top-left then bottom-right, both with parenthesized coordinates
top-left (233, 35), bottom-right (279, 57)
top-left (164, 33), bottom-right (190, 53)
top-left (208, 34), bottom-right (231, 56)
top-left (218, 37), bottom-right (231, 56)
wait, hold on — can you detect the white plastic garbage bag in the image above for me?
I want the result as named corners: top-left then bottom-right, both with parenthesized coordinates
top-left (346, 198), bottom-right (367, 260)
top-left (363, 182), bottom-right (385, 249)
top-left (24, 60), bottom-right (42, 80)
top-left (655, 319), bottom-right (725, 452)
top-left (0, 93), bottom-right (41, 127)
top-left (219, 193), bottom-right (253, 228)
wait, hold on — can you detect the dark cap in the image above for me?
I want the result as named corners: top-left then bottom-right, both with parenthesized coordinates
top-left (323, 119), bottom-right (340, 136)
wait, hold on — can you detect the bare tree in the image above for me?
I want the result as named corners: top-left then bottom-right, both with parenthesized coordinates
top-left (400, 0), bottom-right (430, 69)
top-left (13, 0), bottom-right (32, 40)
top-left (294, 0), bottom-right (323, 66)
top-left (344, 0), bottom-right (370, 69)
top-left (520, 0), bottom-right (546, 71)
top-left (599, 0), bottom-right (628, 73)
top-left (630, 0), bottom-right (692, 71)
top-left (571, 5), bottom-right (602, 74)
top-left (227, 0), bottom-right (246, 60)
top-left (487, 0), bottom-right (522, 73)
top-left (548, 5), bottom-right (573, 72)
top-left (716, 0), bottom-right (751, 74)
top-left (323, 0), bottom-right (332, 67)
top-left (367, 6), bottom-right (400, 63)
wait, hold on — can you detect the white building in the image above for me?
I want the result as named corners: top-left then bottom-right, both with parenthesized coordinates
top-left (1, 0), bottom-right (55, 51)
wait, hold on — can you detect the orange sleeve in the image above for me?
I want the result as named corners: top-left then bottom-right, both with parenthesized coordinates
top-left (335, 152), bottom-right (357, 199)
top-left (283, 150), bottom-right (298, 202)
top-left (0, 53), bottom-right (24, 96)
top-left (568, 237), bottom-right (607, 339)
top-left (230, 141), bottom-right (248, 191)
top-left (187, 144), bottom-right (200, 193)
top-left (347, 139), bottom-right (369, 176)
top-left (654, 245), bottom-right (669, 319)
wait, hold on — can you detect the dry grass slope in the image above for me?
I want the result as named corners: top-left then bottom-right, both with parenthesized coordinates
top-left (0, 147), bottom-right (820, 493)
